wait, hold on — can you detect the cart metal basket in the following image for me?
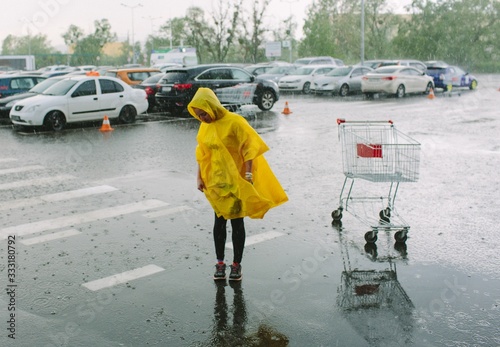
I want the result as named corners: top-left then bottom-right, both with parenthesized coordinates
top-left (215, 83), bottom-right (257, 111)
top-left (331, 119), bottom-right (421, 243)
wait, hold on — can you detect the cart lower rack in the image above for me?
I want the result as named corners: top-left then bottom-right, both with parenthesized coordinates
top-left (331, 119), bottom-right (421, 243)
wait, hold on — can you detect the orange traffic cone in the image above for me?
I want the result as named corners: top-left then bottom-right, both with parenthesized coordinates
top-left (282, 101), bottom-right (292, 115)
top-left (99, 115), bottom-right (114, 132)
top-left (427, 87), bottom-right (435, 99)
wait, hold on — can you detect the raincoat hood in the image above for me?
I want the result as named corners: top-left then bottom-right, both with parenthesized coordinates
top-left (188, 88), bottom-right (228, 122)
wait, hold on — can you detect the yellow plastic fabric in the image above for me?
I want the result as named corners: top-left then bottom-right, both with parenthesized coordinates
top-left (188, 88), bottom-right (288, 219)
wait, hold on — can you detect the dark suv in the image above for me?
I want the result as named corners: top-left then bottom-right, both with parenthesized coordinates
top-left (0, 74), bottom-right (46, 98)
top-left (155, 64), bottom-right (279, 115)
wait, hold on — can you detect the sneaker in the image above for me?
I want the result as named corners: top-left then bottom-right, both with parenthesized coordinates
top-left (229, 263), bottom-right (242, 281)
top-left (213, 263), bottom-right (226, 280)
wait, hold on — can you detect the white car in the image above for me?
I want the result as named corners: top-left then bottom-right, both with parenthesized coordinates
top-left (278, 65), bottom-right (336, 94)
top-left (312, 65), bottom-right (373, 96)
top-left (10, 75), bottom-right (148, 131)
top-left (361, 66), bottom-right (434, 98)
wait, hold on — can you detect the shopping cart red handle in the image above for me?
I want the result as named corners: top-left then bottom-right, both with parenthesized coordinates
top-left (337, 118), bottom-right (393, 125)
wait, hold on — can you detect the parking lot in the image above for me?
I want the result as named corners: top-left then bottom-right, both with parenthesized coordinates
top-left (1, 75), bottom-right (499, 346)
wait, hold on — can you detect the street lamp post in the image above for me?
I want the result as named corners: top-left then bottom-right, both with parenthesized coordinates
top-left (281, 0), bottom-right (298, 63)
top-left (121, 2), bottom-right (143, 64)
top-left (361, 0), bottom-right (365, 65)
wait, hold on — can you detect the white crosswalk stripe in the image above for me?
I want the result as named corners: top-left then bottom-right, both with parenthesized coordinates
top-left (0, 199), bottom-right (169, 239)
top-left (0, 174), bottom-right (76, 190)
top-left (82, 264), bottom-right (165, 291)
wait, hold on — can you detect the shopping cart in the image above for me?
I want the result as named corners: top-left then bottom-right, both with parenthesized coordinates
top-left (331, 119), bottom-right (421, 243)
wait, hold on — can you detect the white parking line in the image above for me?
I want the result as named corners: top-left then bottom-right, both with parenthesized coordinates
top-left (142, 205), bottom-right (193, 218)
top-left (226, 230), bottom-right (285, 249)
top-left (0, 185), bottom-right (118, 211)
top-left (82, 264), bottom-right (165, 291)
top-left (0, 199), bottom-right (169, 240)
top-left (0, 174), bottom-right (76, 190)
top-left (20, 229), bottom-right (82, 245)
top-left (0, 165), bottom-right (45, 175)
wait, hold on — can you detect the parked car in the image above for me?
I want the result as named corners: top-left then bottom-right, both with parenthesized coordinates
top-left (104, 68), bottom-right (161, 86)
top-left (35, 65), bottom-right (72, 75)
top-left (425, 65), bottom-right (478, 91)
top-left (133, 73), bottom-right (166, 112)
top-left (278, 65), bottom-right (336, 94)
top-left (9, 75), bottom-right (148, 131)
top-left (378, 59), bottom-right (427, 73)
top-left (294, 56), bottom-right (344, 66)
top-left (361, 66), bottom-right (434, 98)
top-left (311, 66), bottom-right (373, 96)
top-left (0, 76), bottom-right (65, 118)
top-left (0, 74), bottom-right (46, 98)
top-left (243, 62), bottom-right (288, 76)
top-left (154, 64), bottom-right (279, 115)
top-left (254, 65), bottom-right (298, 84)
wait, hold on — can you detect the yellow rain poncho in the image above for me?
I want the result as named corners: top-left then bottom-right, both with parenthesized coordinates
top-left (188, 88), bottom-right (288, 219)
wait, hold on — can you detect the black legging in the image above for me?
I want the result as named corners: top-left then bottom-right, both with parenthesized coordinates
top-left (213, 213), bottom-right (245, 264)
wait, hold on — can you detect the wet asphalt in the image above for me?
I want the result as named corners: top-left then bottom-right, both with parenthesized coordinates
top-left (0, 75), bottom-right (499, 346)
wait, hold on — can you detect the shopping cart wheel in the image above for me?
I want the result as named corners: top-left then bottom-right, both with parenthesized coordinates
top-left (394, 230), bottom-right (408, 243)
top-left (331, 209), bottom-right (343, 221)
top-left (379, 208), bottom-right (391, 223)
top-left (364, 231), bottom-right (378, 243)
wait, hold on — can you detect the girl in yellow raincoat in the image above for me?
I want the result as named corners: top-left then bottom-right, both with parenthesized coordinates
top-left (188, 87), bottom-right (288, 281)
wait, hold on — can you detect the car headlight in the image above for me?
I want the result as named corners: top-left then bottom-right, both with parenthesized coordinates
top-left (26, 104), bottom-right (42, 113)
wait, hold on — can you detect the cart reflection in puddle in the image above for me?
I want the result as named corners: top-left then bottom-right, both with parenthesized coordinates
top-left (336, 226), bottom-right (415, 346)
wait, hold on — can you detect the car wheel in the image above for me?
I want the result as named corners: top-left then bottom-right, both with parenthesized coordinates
top-left (424, 82), bottom-right (433, 94)
top-left (44, 111), bottom-right (66, 132)
top-left (396, 84), bottom-right (405, 98)
top-left (469, 80), bottom-right (478, 90)
top-left (118, 105), bottom-right (137, 124)
top-left (339, 84), bottom-right (349, 97)
top-left (302, 82), bottom-right (311, 94)
top-left (257, 89), bottom-right (276, 111)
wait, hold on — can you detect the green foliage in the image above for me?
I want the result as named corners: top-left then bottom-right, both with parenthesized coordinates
top-left (1, 0), bottom-right (498, 71)
top-left (392, 0), bottom-right (499, 69)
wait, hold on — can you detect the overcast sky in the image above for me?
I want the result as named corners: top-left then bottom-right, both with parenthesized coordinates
top-left (1, 0), bottom-right (412, 51)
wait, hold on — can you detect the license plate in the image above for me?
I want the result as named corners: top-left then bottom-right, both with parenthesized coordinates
top-left (162, 86), bottom-right (171, 92)
top-left (11, 115), bottom-right (20, 121)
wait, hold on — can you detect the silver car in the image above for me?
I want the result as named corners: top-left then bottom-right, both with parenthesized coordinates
top-left (312, 66), bottom-right (373, 97)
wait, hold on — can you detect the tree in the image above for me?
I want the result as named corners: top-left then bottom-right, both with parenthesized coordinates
top-left (393, 0), bottom-right (499, 69)
top-left (184, 0), bottom-right (242, 63)
top-left (62, 19), bottom-right (117, 66)
top-left (238, 0), bottom-right (271, 63)
top-left (1, 33), bottom-right (61, 68)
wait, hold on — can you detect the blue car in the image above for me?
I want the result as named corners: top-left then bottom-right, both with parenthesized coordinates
top-left (0, 74), bottom-right (46, 98)
top-left (426, 65), bottom-right (478, 91)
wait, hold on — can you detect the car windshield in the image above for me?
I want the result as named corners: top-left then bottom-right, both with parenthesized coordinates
top-left (426, 67), bottom-right (447, 74)
top-left (293, 67), bottom-right (314, 75)
top-left (142, 73), bottom-right (165, 84)
top-left (374, 67), bottom-right (399, 74)
top-left (160, 71), bottom-right (188, 83)
top-left (29, 78), bottom-right (63, 93)
top-left (294, 58), bottom-right (313, 64)
top-left (326, 67), bottom-right (351, 77)
top-left (42, 79), bottom-right (79, 95)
